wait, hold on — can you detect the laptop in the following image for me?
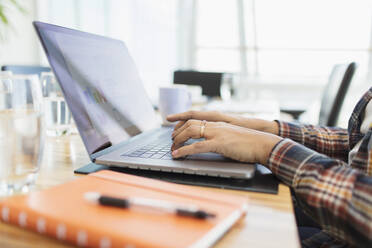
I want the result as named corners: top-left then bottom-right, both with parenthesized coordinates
top-left (33, 21), bottom-right (256, 179)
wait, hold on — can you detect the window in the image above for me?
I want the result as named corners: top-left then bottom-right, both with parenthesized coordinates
top-left (37, 0), bottom-right (372, 85)
top-left (193, 0), bottom-right (372, 80)
top-left (194, 0), bottom-right (241, 72)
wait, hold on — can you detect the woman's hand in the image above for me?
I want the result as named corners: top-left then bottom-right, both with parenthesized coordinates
top-left (171, 119), bottom-right (282, 165)
top-left (167, 110), bottom-right (279, 135)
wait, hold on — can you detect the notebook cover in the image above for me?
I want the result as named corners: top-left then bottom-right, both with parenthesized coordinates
top-left (0, 171), bottom-right (248, 248)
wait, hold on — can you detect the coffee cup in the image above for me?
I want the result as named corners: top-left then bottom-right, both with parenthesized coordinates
top-left (158, 86), bottom-right (191, 125)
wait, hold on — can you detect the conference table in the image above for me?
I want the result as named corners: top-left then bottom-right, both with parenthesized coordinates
top-left (0, 133), bottom-right (300, 248)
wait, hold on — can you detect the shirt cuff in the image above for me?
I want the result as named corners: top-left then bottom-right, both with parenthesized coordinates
top-left (275, 120), bottom-right (305, 144)
top-left (267, 138), bottom-right (317, 187)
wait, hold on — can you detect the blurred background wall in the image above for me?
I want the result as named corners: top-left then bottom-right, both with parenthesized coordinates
top-left (1, 0), bottom-right (371, 127)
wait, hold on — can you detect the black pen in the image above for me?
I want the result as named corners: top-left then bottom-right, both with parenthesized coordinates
top-left (84, 192), bottom-right (216, 220)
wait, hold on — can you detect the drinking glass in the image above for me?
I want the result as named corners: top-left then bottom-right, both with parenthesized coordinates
top-left (0, 74), bottom-right (45, 196)
top-left (220, 73), bottom-right (234, 101)
top-left (41, 72), bottom-right (73, 136)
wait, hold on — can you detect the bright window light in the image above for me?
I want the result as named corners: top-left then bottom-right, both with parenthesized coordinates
top-left (194, 0), bottom-right (372, 80)
top-left (196, 0), bottom-right (239, 47)
top-left (196, 49), bottom-right (240, 72)
top-left (254, 0), bottom-right (371, 49)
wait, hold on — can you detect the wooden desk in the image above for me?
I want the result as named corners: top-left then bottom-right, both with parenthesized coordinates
top-left (0, 135), bottom-right (300, 248)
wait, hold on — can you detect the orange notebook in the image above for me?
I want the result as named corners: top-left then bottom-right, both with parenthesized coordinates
top-left (0, 171), bottom-right (248, 248)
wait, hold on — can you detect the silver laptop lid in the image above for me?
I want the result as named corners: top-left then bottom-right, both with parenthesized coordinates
top-left (34, 21), bottom-right (159, 156)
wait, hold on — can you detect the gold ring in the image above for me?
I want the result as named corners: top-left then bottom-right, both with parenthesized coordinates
top-left (200, 120), bottom-right (206, 138)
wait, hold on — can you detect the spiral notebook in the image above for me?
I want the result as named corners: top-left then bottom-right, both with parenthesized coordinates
top-left (0, 171), bottom-right (248, 248)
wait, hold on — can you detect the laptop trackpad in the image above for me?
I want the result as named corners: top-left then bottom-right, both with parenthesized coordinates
top-left (187, 153), bottom-right (234, 162)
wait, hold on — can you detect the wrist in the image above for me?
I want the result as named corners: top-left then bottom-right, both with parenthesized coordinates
top-left (267, 120), bottom-right (279, 135)
top-left (255, 119), bottom-right (280, 135)
top-left (259, 134), bottom-right (282, 165)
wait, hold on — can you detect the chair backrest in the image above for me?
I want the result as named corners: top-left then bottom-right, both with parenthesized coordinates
top-left (173, 70), bottom-right (223, 97)
top-left (1, 65), bottom-right (51, 77)
top-left (319, 62), bottom-right (356, 126)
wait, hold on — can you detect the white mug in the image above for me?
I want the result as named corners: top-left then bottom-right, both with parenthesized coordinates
top-left (158, 86), bottom-right (192, 125)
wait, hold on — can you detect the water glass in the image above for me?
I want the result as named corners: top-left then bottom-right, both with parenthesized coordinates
top-left (220, 73), bottom-right (234, 101)
top-left (0, 74), bottom-right (44, 196)
top-left (41, 72), bottom-right (73, 136)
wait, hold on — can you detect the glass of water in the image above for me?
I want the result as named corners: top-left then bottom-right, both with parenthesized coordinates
top-left (41, 72), bottom-right (72, 136)
top-left (0, 74), bottom-right (45, 196)
top-left (220, 73), bottom-right (234, 101)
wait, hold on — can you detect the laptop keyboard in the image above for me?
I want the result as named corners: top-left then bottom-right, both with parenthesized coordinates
top-left (121, 140), bottom-right (174, 160)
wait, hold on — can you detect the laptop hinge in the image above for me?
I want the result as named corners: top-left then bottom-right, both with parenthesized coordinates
top-left (91, 141), bottom-right (112, 157)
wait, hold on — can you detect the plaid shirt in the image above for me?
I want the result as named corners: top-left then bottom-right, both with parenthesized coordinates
top-left (268, 87), bottom-right (372, 248)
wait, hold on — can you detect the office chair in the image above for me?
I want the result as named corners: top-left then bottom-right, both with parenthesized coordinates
top-left (173, 70), bottom-right (224, 97)
top-left (1, 65), bottom-right (51, 77)
top-left (318, 62), bottom-right (356, 126)
top-left (281, 62), bottom-right (356, 126)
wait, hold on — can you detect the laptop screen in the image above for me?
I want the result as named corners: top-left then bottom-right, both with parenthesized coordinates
top-left (34, 22), bottom-right (159, 156)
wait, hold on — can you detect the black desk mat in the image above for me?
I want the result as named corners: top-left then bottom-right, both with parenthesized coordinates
top-left (74, 163), bottom-right (279, 194)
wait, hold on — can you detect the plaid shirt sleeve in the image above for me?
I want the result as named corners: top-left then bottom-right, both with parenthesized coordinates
top-left (268, 139), bottom-right (372, 247)
top-left (276, 121), bottom-right (349, 162)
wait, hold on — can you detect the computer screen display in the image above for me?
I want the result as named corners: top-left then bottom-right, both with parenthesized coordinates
top-left (34, 22), bottom-right (159, 156)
